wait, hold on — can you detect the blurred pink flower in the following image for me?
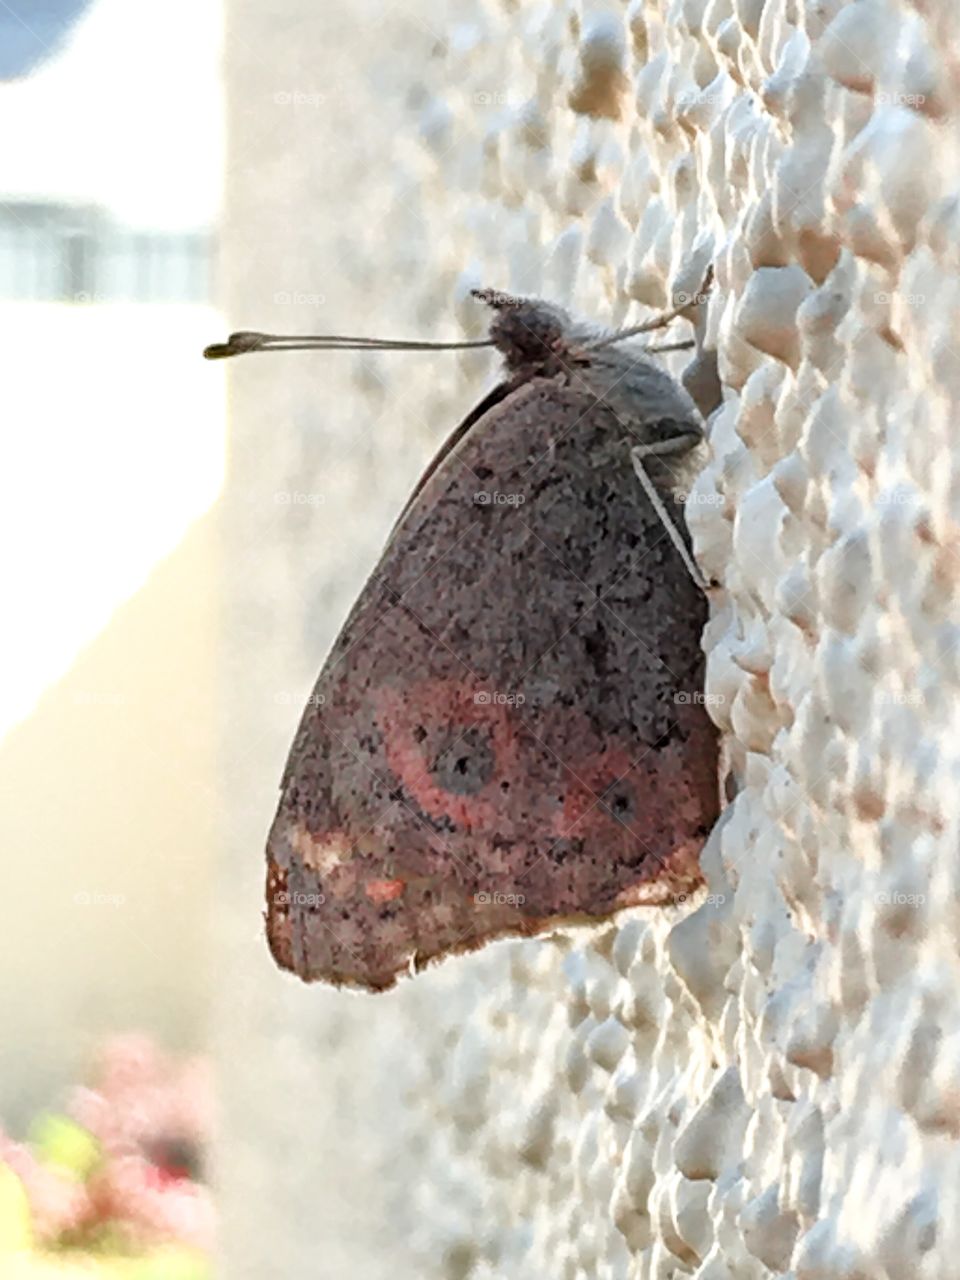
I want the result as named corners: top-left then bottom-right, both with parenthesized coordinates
top-left (90, 1154), bottom-right (215, 1252)
top-left (2, 1032), bottom-right (214, 1253)
top-left (67, 1034), bottom-right (212, 1162)
top-left (0, 1131), bottom-right (90, 1242)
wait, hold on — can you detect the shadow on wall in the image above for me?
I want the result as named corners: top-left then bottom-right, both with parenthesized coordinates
top-left (0, 509), bottom-right (220, 1129)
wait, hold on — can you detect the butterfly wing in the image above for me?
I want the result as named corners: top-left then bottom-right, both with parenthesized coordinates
top-left (266, 376), bottom-right (720, 990)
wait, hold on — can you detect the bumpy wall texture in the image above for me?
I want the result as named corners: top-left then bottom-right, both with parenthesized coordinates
top-left (219, 0), bottom-right (960, 1276)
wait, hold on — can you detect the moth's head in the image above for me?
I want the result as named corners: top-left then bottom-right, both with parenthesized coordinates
top-left (474, 288), bottom-right (590, 379)
top-left (473, 287), bottom-right (707, 450)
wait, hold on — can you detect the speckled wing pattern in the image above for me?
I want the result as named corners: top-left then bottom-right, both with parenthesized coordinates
top-left (265, 376), bottom-right (720, 991)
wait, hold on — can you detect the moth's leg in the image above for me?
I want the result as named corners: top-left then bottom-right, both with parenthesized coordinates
top-left (674, 264), bottom-right (722, 420)
top-left (630, 435), bottom-right (708, 592)
top-left (644, 339), bottom-right (695, 355)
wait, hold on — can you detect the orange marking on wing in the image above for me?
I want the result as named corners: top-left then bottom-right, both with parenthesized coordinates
top-left (376, 679), bottom-right (521, 831)
top-left (365, 878), bottom-right (406, 904)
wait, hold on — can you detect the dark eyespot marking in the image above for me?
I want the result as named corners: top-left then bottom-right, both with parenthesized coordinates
top-left (431, 724), bottom-right (495, 795)
top-left (600, 781), bottom-right (637, 826)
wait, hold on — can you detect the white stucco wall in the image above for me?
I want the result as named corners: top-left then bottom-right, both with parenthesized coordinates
top-left (218, 1), bottom-right (960, 1275)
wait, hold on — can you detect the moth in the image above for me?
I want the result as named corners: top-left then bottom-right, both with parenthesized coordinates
top-left (206, 286), bottom-right (721, 992)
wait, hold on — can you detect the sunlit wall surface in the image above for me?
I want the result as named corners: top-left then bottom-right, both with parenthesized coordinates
top-left (0, 0), bottom-right (224, 1235)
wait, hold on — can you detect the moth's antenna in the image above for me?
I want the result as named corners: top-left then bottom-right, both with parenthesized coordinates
top-left (204, 330), bottom-right (495, 360)
top-left (588, 302), bottom-right (690, 352)
top-left (590, 266), bottom-right (715, 353)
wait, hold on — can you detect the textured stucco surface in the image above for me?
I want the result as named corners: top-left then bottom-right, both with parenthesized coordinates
top-left (218, 0), bottom-right (960, 1275)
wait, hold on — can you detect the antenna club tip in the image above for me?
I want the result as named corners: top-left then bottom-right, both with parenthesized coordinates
top-left (203, 331), bottom-right (265, 359)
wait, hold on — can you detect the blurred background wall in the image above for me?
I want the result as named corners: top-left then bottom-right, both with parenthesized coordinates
top-left (0, 0), bottom-right (223, 1127)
